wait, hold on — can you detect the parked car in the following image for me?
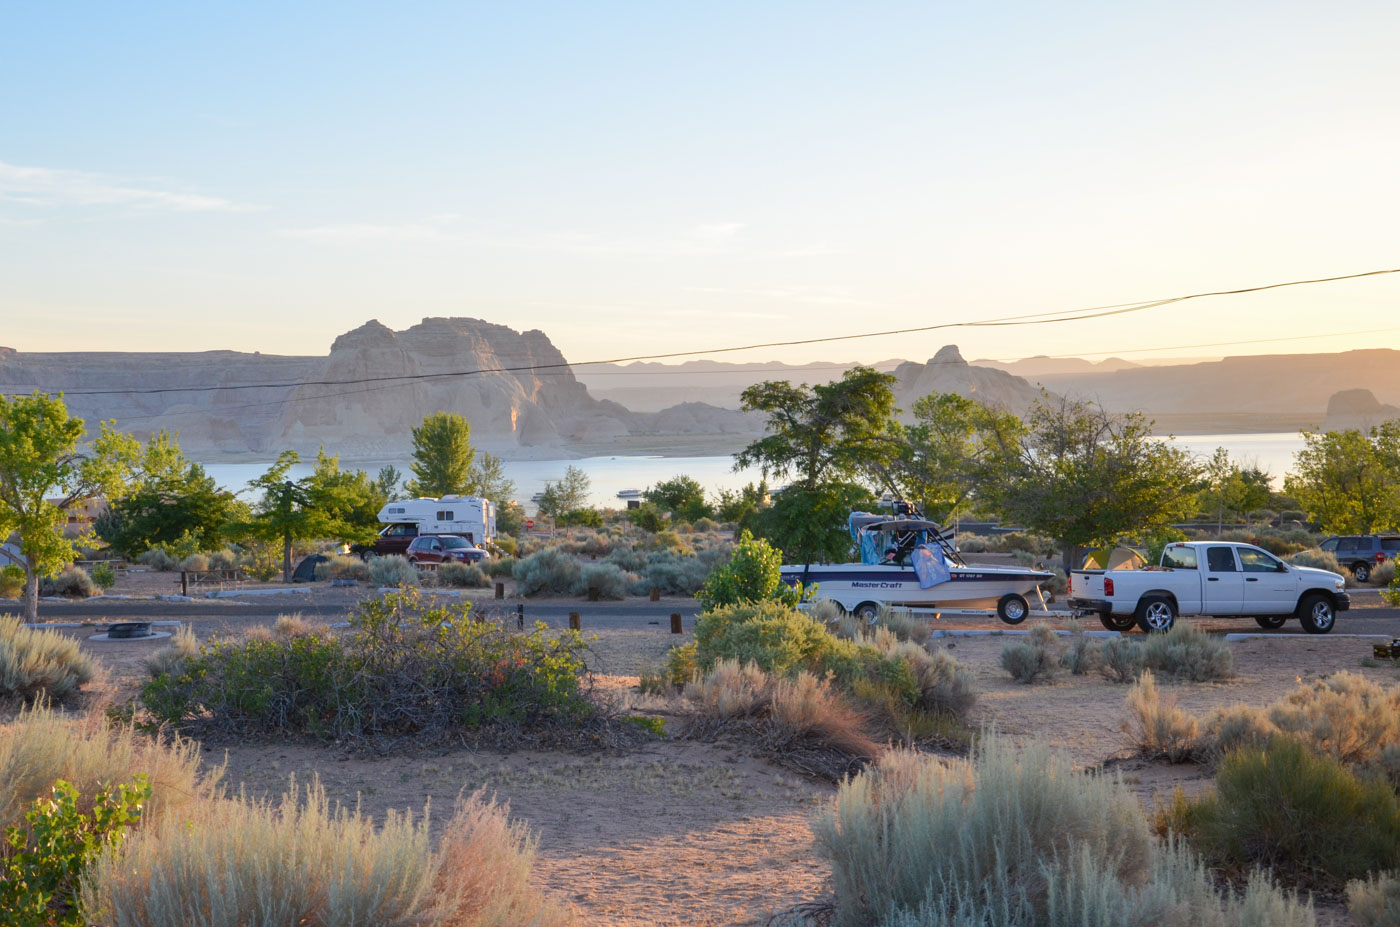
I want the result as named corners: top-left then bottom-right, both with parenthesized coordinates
top-left (405, 535), bottom-right (488, 566)
top-left (1069, 541), bottom-right (1348, 634)
top-left (1317, 535), bottom-right (1400, 582)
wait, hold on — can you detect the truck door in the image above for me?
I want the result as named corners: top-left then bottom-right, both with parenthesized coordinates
top-left (1203, 546), bottom-right (1245, 614)
top-left (1237, 546), bottom-right (1293, 613)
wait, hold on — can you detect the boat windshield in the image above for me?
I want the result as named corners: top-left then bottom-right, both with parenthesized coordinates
top-left (848, 513), bottom-right (963, 566)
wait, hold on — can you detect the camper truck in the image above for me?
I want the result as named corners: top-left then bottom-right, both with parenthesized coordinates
top-left (352, 495), bottom-right (496, 558)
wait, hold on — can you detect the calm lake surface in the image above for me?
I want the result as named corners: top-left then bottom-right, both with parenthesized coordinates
top-left (201, 433), bottom-right (1305, 513)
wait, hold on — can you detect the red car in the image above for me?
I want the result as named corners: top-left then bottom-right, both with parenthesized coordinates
top-left (405, 535), bottom-right (487, 566)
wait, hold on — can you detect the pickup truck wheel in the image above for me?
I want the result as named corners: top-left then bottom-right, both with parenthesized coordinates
top-left (1297, 594), bottom-right (1336, 634)
top-left (1352, 562), bottom-right (1371, 583)
top-left (1099, 613), bottom-right (1136, 633)
top-left (1135, 595), bottom-right (1176, 633)
top-left (853, 601), bottom-right (881, 622)
top-left (1253, 615), bottom-right (1288, 630)
top-left (996, 593), bottom-right (1029, 625)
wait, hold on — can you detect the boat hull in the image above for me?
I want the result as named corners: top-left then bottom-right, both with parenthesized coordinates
top-left (781, 562), bottom-right (1054, 611)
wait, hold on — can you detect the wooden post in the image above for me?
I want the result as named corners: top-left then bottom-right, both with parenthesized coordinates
top-left (587, 587), bottom-right (600, 602)
top-left (649, 587), bottom-right (660, 602)
top-left (569, 611), bottom-right (581, 631)
top-left (516, 603), bottom-right (524, 630)
top-left (180, 572), bottom-right (187, 597)
top-left (670, 613), bottom-right (683, 634)
top-left (495, 581), bottom-right (504, 600)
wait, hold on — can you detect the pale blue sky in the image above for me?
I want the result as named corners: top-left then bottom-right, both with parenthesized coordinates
top-left (3, 1), bottom-right (1398, 366)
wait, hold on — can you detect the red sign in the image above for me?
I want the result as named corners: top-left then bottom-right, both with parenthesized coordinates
top-left (525, 519), bottom-right (535, 530)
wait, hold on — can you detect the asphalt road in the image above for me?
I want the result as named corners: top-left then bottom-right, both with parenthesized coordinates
top-left (20, 591), bottom-right (1400, 638)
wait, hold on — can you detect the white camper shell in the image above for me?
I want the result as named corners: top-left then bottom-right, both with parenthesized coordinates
top-left (377, 496), bottom-right (496, 544)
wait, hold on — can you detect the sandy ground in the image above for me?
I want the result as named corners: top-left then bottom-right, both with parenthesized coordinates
top-left (59, 616), bottom-right (1399, 926)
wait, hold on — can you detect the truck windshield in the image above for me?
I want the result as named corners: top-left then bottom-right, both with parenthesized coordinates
top-left (1161, 546), bottom-right (1197, 569)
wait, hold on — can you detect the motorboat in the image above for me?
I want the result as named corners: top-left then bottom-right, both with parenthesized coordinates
top-left (616, 488), bottom-right (643, 499)
top-left (781, 512), bottom-right (1054, 624)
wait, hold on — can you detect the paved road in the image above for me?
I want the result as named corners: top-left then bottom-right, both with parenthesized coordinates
top-left (20, 590), bottom-right (1400, 638)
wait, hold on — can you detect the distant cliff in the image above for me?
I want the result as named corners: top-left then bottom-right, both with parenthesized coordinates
top-left (0, 318), bottom-right (761, 459)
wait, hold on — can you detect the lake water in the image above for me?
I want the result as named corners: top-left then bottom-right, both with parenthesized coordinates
top-left (201, 432), bottom-right (1306, 512)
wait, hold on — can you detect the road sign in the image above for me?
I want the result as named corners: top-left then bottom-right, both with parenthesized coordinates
top-left (525, 519), bottom-right (535, 530)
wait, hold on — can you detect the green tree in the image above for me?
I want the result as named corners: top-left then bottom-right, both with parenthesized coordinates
top-left (405, 412), bottom-right (474, 498)
top-left (467, 450), bottom-right (515, 503)
top-left (96, 431), bottom-right (245, 556)
top-left (982, 394), bottom-right (1200, 568)
top-left (645, 475), bottom-right (713, 521)
top-left (1198, 447), bottom-right (1274, 533)
top-left (881, 392), bottom-right (1024, 522)
top-left (696, 530), bottom-right (801, 610)
top-left (535, 466), bottom-right (591, 535)
top-left (304, 449), bottom-right (387, 543)
top-left (714, 481), bottom-right (769, 524)
top-left (0, 393), bottom-right (139, 621)
top-left (736, 367), bottom-right (896, 563)
top-left (242, 451), bottom-right (363, 582)
top-left (1284, 423), bottom-right (1400, 534)
top-left (373, 465), bottom-right (403, 499)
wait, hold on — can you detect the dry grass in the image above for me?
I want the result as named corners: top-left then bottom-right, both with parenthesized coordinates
top-left (144, 625), bottom-right (200, 678)
top-left (1347, 871), bottom-right (1400, 927)
top-left (82, 782), bottom-right (572, 927)
top-left (0, 702), bottom-right (221, 833)
top-left (0, 615), bottom-right (96, 703)
top-left (1125, 670), bottom-right (1201, 763)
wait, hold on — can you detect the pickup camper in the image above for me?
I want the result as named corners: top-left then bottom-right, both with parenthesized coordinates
top-left (351, 496), bottom-right (496, 558)
top-left (1069, 541), bottom-right (1348, 634)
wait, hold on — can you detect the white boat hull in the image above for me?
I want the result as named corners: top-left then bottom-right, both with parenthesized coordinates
top-left (781, 562), bottom-right (1053, 611)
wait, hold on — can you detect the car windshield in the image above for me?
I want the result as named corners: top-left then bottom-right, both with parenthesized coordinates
top-left (439, 537), bottom-right (471, 549)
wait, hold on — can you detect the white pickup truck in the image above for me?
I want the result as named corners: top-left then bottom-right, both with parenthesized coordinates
top-left (1068, 541), bottom-right (1348, 634)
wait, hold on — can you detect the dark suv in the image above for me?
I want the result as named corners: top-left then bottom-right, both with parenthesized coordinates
top-left (1318, 535), bottom-right (1400, 582)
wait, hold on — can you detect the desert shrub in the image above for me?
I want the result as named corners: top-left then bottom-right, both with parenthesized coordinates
top-left (0, 617), bottom-right (95, 704)
top-left (207, 549), bottom-right (238, 570)
top-left (38, 568), bottom-right (97, 599)
top-left (1372, 560), bottom-right (1396, 587)
top-left (693, 517), bottom-right (719, 532)
top-left (1266, 671), bottom-right (1400, 766)
top-left (1061, 619), bottom-right (1101, 675)
top-left (694, 601), bottom-right (838, 677)
top-left (272, 614), bottom-right (316, 638)
top-left (1347, 872), bottom-right (1400, 927)
top-left (999, 625), bottom-right (1061, 684)
top-left (604, 547), bottom-right (647, 573)
top-left (630, 551), bottom-right (712, 596)
top-left (1290, 547), bottom-right (1346, 576)
top-left (991, 531), bottom-right (1054, 555)
top-left (143, 626), bottom-right (200, 678)
top-left (1386, 567), bottom-right (1400, 607)
top-left (492, 534), bottom-right (518, 556)
top-left (1141, 623), bottom-right (1234, 681)
top-left (367, 554), bottom-right (419, 587)
top-left (435, 562), bottom-right (489, 588)
top-left (89, 563), bottom-right (116, 590)
top-left (889, 641), bottom-right (976, 719)
top-left (136, 549), bottom-right (178, 572)
top-left (696, 530), bottom-right (798, 610)
top-left (1126, 670), bottom-right (1200, 762)
top-left (871, 606), bottom-right (931, 645)
top-left (1, 564), bottom-right (24, 598)
top-left (814, 736), bottom-right (1313, 927)
top-left (513, 548), bottom-right (581, 597)
top-left (0, 703), bottom-right (219, 835)
top-left (2, 775), bottom-right (150, 927)
top-left (685, 658), bottom-right (770, 717)
top-left (1098, 635), bottom-right (1146, 683)
top-left (577, 562), bottom-right (629, 599)
top-left (313, 554), bottom-right (370, 582)
top-left (1163, 737), bottom-right (1400, 885)
top-left (1200, 704), bottom-right (1278, 766)
top-left (178, 553), bottom-right (209, 572)
top-left (82, 785), bottom-right (572, 927)
top-left (487, 555), bottom-right (517, 579)
top-left (140, 589), bottom-right (592, 740)
top-left (956, 534), bottom-right (992, 553)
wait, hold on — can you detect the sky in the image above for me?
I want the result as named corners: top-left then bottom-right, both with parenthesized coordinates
top-left (3, 1), bottom-right (1399, 369)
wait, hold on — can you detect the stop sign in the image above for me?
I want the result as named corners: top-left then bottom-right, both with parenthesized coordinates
top-left (525, 519), bottom-right (535, 530)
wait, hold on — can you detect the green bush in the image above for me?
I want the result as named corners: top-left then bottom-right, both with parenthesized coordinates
top-left (207, 549), bottom-right (238, 570)
top-left (1164, 737), bottom-right (1400, 885)
top-left (141, 589), bottom-right (593, 740)
top-left (313, 554), bottom-right (370, 582)
top-left (38, 568), bottom-right (97, 599)
top-left (1, 776), bottom-right (149, 927)
top-left (999, 625), bottom-right (1062, 684)
top-left (1061, 619), bottom-right (1101, 675)
top-left (696, 530), bottom-right (798, 610)
top-left (89, 563), bottom-right (116, 590)
top-left (435, 562), bottom-right (489, 588)
top-left (815, 736), bottom-right (1313, 927)
top-left (694, 601), bottom-right (839, 678)
top-left (487, 555), bottom-right (517, 579)
top-left (178, 553), bottom-right (209, 572)
top-left (135, 549), bottom-right (178, 572)
top-left (366, 555), bottom-right (419, 587)
top-left (628, 550), bottom-right (713, 596)
top-left (1098, 636), bottom-right (1146, 683)
top-left (0, 616), bottom-right (95, 704)
top-left (578, 563), bottom-right (630, 599)
top-left (1142, 623), bottom-right (1234, 682)
top-left (0, 564), bottom-right (24, 599)
top-left (513, 548), bottom-right (581, 597)
top-left (1384, 565), bottom-right (1400, 607)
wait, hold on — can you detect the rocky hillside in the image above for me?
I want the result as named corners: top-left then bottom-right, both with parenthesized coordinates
top-left (891, 345), bottom-right (1045, 416)
top-left (0, 319), bottom-right (761, 459)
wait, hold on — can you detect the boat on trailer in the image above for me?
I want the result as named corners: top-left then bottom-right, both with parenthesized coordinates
top-left (781, 512), bottom-right (1054, 624)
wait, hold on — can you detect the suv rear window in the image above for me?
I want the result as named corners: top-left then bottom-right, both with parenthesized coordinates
top-left (1162, 546), bottom-right (1197, 569)
top-left (1383, 538), bottom-right (1400, 552)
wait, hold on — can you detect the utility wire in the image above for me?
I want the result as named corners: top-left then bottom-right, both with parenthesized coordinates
top-left (15, 265), bottom-right (1396, 399)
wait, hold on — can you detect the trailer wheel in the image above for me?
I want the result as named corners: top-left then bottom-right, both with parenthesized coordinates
top-left (1135, 595), bottom-right (1176, 633)
top-left (852, 601), bottom-right (881, 622)
top-left (996, 593), bottom-right (1029, 625)
top-left (1099, 613), bottom-right (1136, 633)
top-left (1254, 615), bottom-right (1288, 630)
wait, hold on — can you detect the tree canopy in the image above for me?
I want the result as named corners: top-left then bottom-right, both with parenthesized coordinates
top-left (405, 412), bottom-right (475, 498)
top-left (644, 475), bottom-right (712, 521)
top-left (1284, 423), bottom-right (1400, 534)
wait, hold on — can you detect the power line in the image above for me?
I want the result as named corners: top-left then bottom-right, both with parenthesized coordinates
top-left (11, 265), bottom-right (1395, 400)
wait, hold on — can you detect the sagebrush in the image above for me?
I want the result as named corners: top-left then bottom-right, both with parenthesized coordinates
top-left (0, 616), bottom-right (95, 704)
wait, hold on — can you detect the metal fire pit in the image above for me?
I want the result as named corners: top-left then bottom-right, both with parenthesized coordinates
top-left (106, 622), bottom-right (155, 639)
